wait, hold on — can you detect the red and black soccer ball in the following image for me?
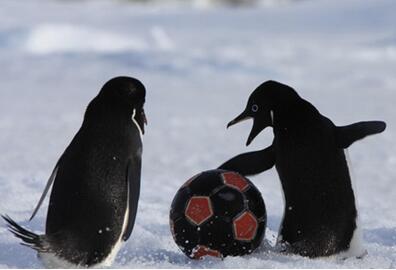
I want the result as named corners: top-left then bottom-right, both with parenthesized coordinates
top-left (169, 169), bottom-right (266, 259)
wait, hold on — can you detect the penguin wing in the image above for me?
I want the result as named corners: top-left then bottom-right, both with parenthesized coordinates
top-left (218, 144), bottom-right (275, 177)
top-left (29, 157), bottom-right (63, 221)
top-left (335, 121), bottom-right (386, 148)
top-left (122, 156), bottom-right (141, 241)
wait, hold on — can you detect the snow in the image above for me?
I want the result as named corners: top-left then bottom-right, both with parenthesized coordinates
top-left (25, 24), bottom-right (149, 54)
top-left (0, 0), bottom-right (395, 268)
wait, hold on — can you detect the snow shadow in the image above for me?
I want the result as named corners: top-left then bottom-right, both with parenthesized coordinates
top-left (117, 248), bottom-right (191, 267)
top-left (364, 227), bottom-right (396, 247)
top-left (0, 242), bottom-right (41, 268)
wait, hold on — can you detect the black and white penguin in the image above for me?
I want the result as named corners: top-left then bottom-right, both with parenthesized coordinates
top-left (2, 76), bottom-right (147, 267)
top-left (219, 80), bottom-right (386, 258)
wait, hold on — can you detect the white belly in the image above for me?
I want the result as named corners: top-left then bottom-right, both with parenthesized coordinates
top-left (340, 150), bottom-right (366, 258)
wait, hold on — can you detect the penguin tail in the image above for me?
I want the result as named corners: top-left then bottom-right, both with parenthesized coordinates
top-left (2, 214), bottom-right (49, 252)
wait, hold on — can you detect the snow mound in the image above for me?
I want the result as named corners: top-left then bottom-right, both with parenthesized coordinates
top-left (25, 24), bottom-right (148, 54)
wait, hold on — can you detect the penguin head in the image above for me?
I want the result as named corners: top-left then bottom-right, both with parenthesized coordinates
top-left (97, 76), bottom-right (147, 133)
top-left (227, 80), bottom-right (299, 146)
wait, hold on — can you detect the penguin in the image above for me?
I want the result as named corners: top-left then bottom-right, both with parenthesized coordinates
top-left (2, 76), bottom-right (147, 267)
top-left (219, 80), bottom-right (386, 258)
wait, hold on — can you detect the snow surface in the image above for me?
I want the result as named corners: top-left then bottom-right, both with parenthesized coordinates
top-left (0, 0), bottom-right (395, 268)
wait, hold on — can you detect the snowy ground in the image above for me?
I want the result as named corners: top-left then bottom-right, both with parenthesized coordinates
top-left (0, 0), bottom-right (395, 268)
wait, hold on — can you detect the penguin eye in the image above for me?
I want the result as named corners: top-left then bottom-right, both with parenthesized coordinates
top-left (251, 104), bottom-right (259, 112)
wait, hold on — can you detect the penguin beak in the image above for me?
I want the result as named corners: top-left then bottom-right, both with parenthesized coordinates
top-left (134, 109), bottom-right (147, 134)
top-left (245, 118), bottom-right (266, 146)
top-left (142, 110), bottom-right (148, 125)
top-left (227, 109), bottom-right (271, 146)
top-left (227, 111), bottom-right (252, 128)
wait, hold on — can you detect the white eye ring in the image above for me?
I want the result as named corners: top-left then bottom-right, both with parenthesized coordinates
top-left (252, 104), bottom-right (259, 112)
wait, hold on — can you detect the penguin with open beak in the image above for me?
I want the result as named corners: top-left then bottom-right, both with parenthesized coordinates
top-left (220, 80), bottom-right (386, 258)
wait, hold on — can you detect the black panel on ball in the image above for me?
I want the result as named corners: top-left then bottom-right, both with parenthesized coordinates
top-left (170, 186), bottom-right (192, 221)
top-left (245, 186), bottom-right (266, 220)
top-left (199, 218), bottom-right (233, 254)
top-left (188, 171), bottom-right (224, 196)
top-left (211, 186), bottom-right (245, 219)
top-left (172, 217), bottom-right (199, 256)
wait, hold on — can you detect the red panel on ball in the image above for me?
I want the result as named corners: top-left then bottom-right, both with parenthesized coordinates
top-left (233, 211), bottom-right (258, 241)
top-left (192, 245), bottom-right (222, 259)
top-left (222, 172), bottom-right (249, 191)
top-left (185, 196), bottom-right (213, 225)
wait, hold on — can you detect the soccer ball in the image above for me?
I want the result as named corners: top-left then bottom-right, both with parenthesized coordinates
top-left (169, 169), bottom-right (266, 259)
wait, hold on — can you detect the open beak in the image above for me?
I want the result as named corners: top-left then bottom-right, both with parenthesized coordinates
top-left (227, 111), bottom-right (251, 128)
top-left (227, 109), bottom-right (269, 146)
top-left (245, 118), bottom-right (266, 146)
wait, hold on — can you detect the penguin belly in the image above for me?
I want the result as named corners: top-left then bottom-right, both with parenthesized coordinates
top-left (339, 150), bottom-right (366, 259)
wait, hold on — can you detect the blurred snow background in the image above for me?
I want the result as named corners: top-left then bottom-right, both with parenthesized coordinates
top-left (0, 0), bottom-right (395, 268)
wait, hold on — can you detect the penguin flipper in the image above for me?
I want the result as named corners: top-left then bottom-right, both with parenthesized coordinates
top-left (122, 157), bottom-right (141, 241)
top-left (336, 121), bottom-right (386, 148)
top-left (218, 144), bottom-right (275, 177)
top-left (29, 158), bottom-right (62, 221)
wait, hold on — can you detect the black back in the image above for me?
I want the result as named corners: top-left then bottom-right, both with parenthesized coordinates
top-left (45, 77), bottom-right (145, 265)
